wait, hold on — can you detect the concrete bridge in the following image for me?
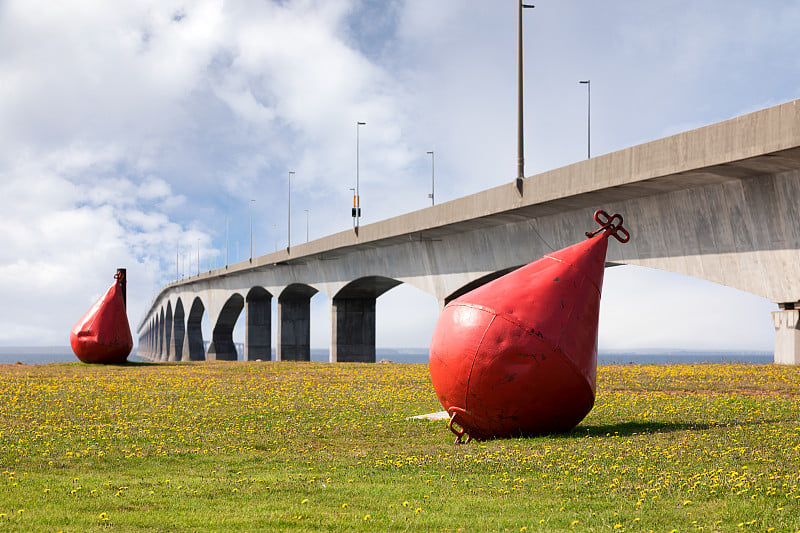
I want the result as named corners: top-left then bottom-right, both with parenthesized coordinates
top-left (136, 99), bottom-right (800, 365)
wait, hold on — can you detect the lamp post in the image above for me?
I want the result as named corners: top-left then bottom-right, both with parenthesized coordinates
top-left (579, 80), bottom-right (591, 159)
top-left (225, 217), bottom-right (230, 267)
top-left (273, 224), bottom-right (278, 252)
top-left (427, 151), bottom-right (435, 206)
top-left (197, 238), bottom-right (200, 276)
top-left (517, 1), bottom-right (535, 194)
top-left (355, 121), bottom-right (366, 229)
top-left (304, 209), bottom-right (309, 242)
top-left (249, 199), bottom-right (255, 261)
top-left (288, 171), bottom-right (295, 251)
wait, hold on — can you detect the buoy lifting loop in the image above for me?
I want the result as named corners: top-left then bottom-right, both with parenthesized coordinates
top-left (448, 411), bottom-right (472, 445)
top-left (585, 209), bottom-right (630, 243)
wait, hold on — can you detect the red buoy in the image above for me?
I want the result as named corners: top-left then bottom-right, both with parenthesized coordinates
top-left (429, 211), bottom-right (630, 442)
top-left (70, 269), bottom-right (133, 364)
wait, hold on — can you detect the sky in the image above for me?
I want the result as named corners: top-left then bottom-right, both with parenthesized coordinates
top-left (1, 0), bottom-right (798, 353)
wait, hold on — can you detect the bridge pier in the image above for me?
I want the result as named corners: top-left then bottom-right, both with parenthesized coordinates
top-left (184, 299), bottom-right (206, 361)
top-left (330, 296), bottom-right (376, 362)
top-left (165, 306), bottom-right (175, 361)
top-left (245, 289), bottom-right (271, 361)
top-left (157, 315), bottom-right (164, 361)
top-left (171, 302), bottom-right (185, 361)
top-left (773, 304), bottom-right (800, 365)
top-left (277, 285), bottom-right (316, 361)
top-left (207, 295), bottom-right (244, 361)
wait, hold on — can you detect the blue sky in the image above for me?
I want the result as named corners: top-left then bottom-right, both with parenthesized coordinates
top-left (1, 0), bottom-right (798, 351)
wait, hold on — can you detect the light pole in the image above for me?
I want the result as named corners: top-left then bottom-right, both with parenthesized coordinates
top-left (517, 1), bottom-right (535, 194)
top-left (426, 151), bottom-right (435, 206)
top-left (355, 121), bottom-right (366, 229)
top-left (197, 238), bottom-right (200, 276)
top-left (225, 217), bottom-right (230, 267)
top-left (249, 199), bottom-right (255, 261)
top-left (579, 80), bottom-right (591, 159)
top-left (273, 224), bottom-right (278, 252)
top-left (288, 171), bottom-right (295, 251)
top-left (304, 209), bottom-right (309, 242)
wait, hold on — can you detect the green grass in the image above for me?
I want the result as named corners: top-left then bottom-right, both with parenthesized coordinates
top-left (1, 361), bottom-right (799, 532)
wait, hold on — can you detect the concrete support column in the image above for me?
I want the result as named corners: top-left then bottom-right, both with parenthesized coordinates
top-left (170, 315), bottom-right (185, 362)
top-left (184, 300), bottom-right (206, 361)
top-left (157, 318), bottom-right (164, 361)
top-left (331, 297), bottom-right (376, 362)
top-left (277, 295), bottom-right (311, 361)
top-left (184, 319), bottom-right (204, 361)
top-left (206, 333), bottom-right (236, 360)
top-left (206, 295), bottom-right (244, 361)
top-left (773, 304), bottom-right (800, 365)
top-left (245, 292), bottom-right (272, 361)
top-left (165, 309), bottom-right (174, 361)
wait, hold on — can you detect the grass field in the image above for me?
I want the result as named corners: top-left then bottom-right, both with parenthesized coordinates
top-left (1, 361), bottom-right (799, 532)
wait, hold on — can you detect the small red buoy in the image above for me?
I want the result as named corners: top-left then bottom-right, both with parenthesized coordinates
top-left (70, 269), bottom-right (133, 364)
top-left (429, 211), bottom-right (630, 442)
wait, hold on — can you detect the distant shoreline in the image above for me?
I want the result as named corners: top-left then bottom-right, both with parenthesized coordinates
top-left (0, 346), bottom-right (775, 366)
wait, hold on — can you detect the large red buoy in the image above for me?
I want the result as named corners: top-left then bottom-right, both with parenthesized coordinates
top-left (70, 269), bottom-right (133, 364)
top-left (429, 211), bottom-right (630, 442)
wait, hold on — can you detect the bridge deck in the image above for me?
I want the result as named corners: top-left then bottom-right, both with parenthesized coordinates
top-left (168, 99), bottom-right (800, 288)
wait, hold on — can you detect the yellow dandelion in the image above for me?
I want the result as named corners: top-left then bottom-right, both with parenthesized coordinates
top-left (363, 514), bottom-right (371, 520)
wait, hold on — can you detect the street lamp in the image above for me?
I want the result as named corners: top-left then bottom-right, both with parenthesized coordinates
top-left (304, 209), bottom-right (309, 242)
top-left (517, 1), bottom-right (535, 194)
top-left (427, 151), bottom-right (435, 206)
top-left (225, 217), bottom-right (230, 267)
top-left (355, 121), bottom-right (366, 229)
top-left (197, 238), bottom-right (200, 276)
top-left (273, 224), bottom-right (278, 252)
top-left (288, 171), bottom-right (295, 251)
top-left (249, 199), bottom-right (255, 261)
top-left (579, 80), bottom-right (591, 159)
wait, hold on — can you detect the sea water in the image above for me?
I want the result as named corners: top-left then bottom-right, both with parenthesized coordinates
top-left (0, 346), bottom-right (774, 365)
